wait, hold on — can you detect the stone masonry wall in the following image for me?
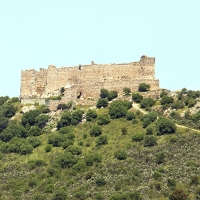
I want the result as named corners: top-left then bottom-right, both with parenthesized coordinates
top-left (20, 55), bottom-right (159, 102)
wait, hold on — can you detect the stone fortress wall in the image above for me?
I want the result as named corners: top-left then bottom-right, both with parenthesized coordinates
top-left (20, 55), bottom-right (159, 103)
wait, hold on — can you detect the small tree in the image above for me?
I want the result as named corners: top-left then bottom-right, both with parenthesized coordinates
top-left (144, 135), bottom-right (157, 147)
top-left (140, 98), bottom-right (155, 109)
top-left (97, 114), bottom-right (110, 125)
top-left (114, 150), bottom-right (127, 160)
top-left (156, 117), bottom-right (176, 135)
top-left (96, 135), bottom-right (108, 146)
top-left (90, 125), bottom-right (102, 137)
top-left (123, 87), bottom-right (131, 95)
top-left (138, 83), bottom-right (150, 92)
top-left (100, 88), bottom-right (109, 98)
top-left (132, 93), bottom-right (143, 103)
top-left (86, 109), bottom-right (98, 121)
top-left (107, 90), bottom-right (118, 101)
top-left (96, 98), bottom-right (108, 108)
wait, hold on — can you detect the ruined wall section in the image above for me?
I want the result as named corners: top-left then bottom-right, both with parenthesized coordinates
top-left (20, 56), bottom-right (159, 100)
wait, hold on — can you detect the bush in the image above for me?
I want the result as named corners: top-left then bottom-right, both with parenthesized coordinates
top-left (35, 115), bottom-right (49, 128)
top-left (167, 178), bottom-right (176, 188)
top-left (155, 152), bottom-right (165, 164)
top-left (21, 110), bottom-right (40, 127)
top-left (144, 135), bottom-right (157, 147)
top-left (126, 111), bottom-right (135, 120)
top-left (169, 188), bottom-right (187, 200)
top-left (0, 117), bottom-right (9, 132)
top-left (132, 93), bottom-right (143, 103)
top-left (160, 91), bottom-right (168, 98)
top-left (62, 139), bottom-right (74, 149)
top-left (132, 133), bottom-right (144, 142)
top-left (48, 134), bottom-right (65, 147)
top-left (123, 87), bottom-right (131, 95)
top-left (72, 160), bottom-right (86, 173)
top-left (114, 150), bottom-right (127, 160)
top-left (156, 117), bottom-right (176, 135)
top-left (84, 154), bottom-right (94, 166)
top-left (1, 104), bottom-right (17, 118)
top-left (107, 90), bottom-right (118, 101)
top-left (86, 109), bottom-right (98, 121)
top-left (45, 144), bottom-right (52, 152)
top-left (121, 127), bottom-right (127, 135)
top-left (59, 126), bottom-right (72, 134)
top-left (100, 88), bottom-right (109, 98)
top-left (146, 124), bottom-right (155, 135)
top-left (109, 100), bottom-right (130, 119)
top-left (160, 96), bottom-right (174, 105)
top-left (19, 144), bottom-right (33, 155)
top-left (29, 126), bottom-right (41, 136)
top-left (97, 114), bottom-right (110, 125)
top-left (27, 137), bottom-right (41, 148)
top-left (90, 126), bottom-right (102, 137)
top-left (96, 135), bottom-right (108, 146)
top-left (57, 152), bottom-right (77, 168)
top-left (96, 98), bottom-right (108, 108)
top-left (52, 189), bottom-right (67, 200)
top-left (95, 178), bottom-right (106, 186)
top-left (171, 101), bottom-right (184, 109)
top-left (66, 145), bottom-right (82, 155)
top-left (138, 83), bottom-right (150, 92)
top-left (140, 98), bottom-right (155, 109)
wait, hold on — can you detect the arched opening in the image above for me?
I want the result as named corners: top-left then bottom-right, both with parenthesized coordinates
top-left (77, 92), bottom-right (82, 99)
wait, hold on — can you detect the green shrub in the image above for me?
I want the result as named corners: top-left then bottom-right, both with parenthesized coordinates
top-left (190, 175), bottom-right (199, 185)
top-left (107, 90), bottom-right (118, 101)
top-left (156, 117), bottom-right (176, 135)
top-left (90, 125), bottom-right (102, 137)
top-left (72, 160), bottom-right (86, 173)
top-left (66, 145), bottom-right (82, 155)
top-left (140, 98), bottom-right (155, 108)
top-left (138, 83), bottom-right (150, 92)
top-left (132, 93), bottom-right (143, 103)
top-left (169, 188), bottom-right (187, 200)
top-left (59, 126), bottom-right (72, 134)
top-left (45, 144), bottom-right (52, 152)
top-left (121, 127), bottom-right (127, 135)
top-left (21, 110), bottom-right (40, 127)
top-left (28, 178), bottom-right (37, 187)
top-left (114, 150), bottom-right (127, 160)
top-left (0, 117), bottom-right (9, 132)
top-left (52, 189), bottom-right (67, 200)
top-left (95, 178), bottom-right (106, 186)
top-left (86, 109), bottom-right (98, 121)
top-left (155, 152), bottom-right (165, 164)
top-left (100, 88), bottom-right (109, 98)
top-left (29, 125), bottom-right (41, 136)
top-left (160, 91), bottom-right (168, 98)
top-left (146, 124), bottom-right (155, 135)
top-left (84, 154), bottom-right (94, 166)
top-left (97, 114), bottom-right (110, 125)
top-left (132, 133), bottom-right (144, 142)
top-left (153, 171), bottom-right (162, 180)
top-left (160, 96), bottom-right (174, 105)
top-left (167, 178), bottom-right (176, 188)
top-left (126, 111), bottom-right (135, 120)
top-left (96, 135), bottom-right (108, 146)
top-left (109, 100), bottom-right (129, 119)
top-left (48, 134), bottom-right (65, 147)
top-left (96, 98), bottom-right (108, 108)
top-left (27, 137), bottom-right (41, 148)
top-left (35, 115), bottom-right (49, 128)
top-left (144, 135), bottom-right (157, 147)
top-left (62, 139), bottom-right (74, 149)
top-left (19, 144), bottom-right (33, 155)
top-left (57, 152), bottom-right (77, 168)
top-left (123, 87), bottom-right (131, 95)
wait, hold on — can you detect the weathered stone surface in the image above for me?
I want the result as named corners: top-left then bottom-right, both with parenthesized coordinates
top-left (20, 55), bottom-right (159, 102)
top-left (22, 105), bottom-right (36, 113)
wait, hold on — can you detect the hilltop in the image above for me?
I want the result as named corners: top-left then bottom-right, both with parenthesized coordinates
top-left (0, 86), bottom-right (200, 199)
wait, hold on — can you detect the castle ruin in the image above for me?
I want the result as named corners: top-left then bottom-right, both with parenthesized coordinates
top-left (20, 55), bottom-right (159, 104)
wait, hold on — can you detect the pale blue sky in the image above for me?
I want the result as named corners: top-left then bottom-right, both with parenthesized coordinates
top-left (1, 1), bottom-right (200, 97)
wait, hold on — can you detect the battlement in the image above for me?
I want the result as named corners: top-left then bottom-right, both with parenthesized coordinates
top-left (20, 55), bottom-right (159, 102)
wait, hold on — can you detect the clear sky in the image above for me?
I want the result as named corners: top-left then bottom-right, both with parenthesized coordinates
top-left (1, 0), bottom-right (200, 97)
